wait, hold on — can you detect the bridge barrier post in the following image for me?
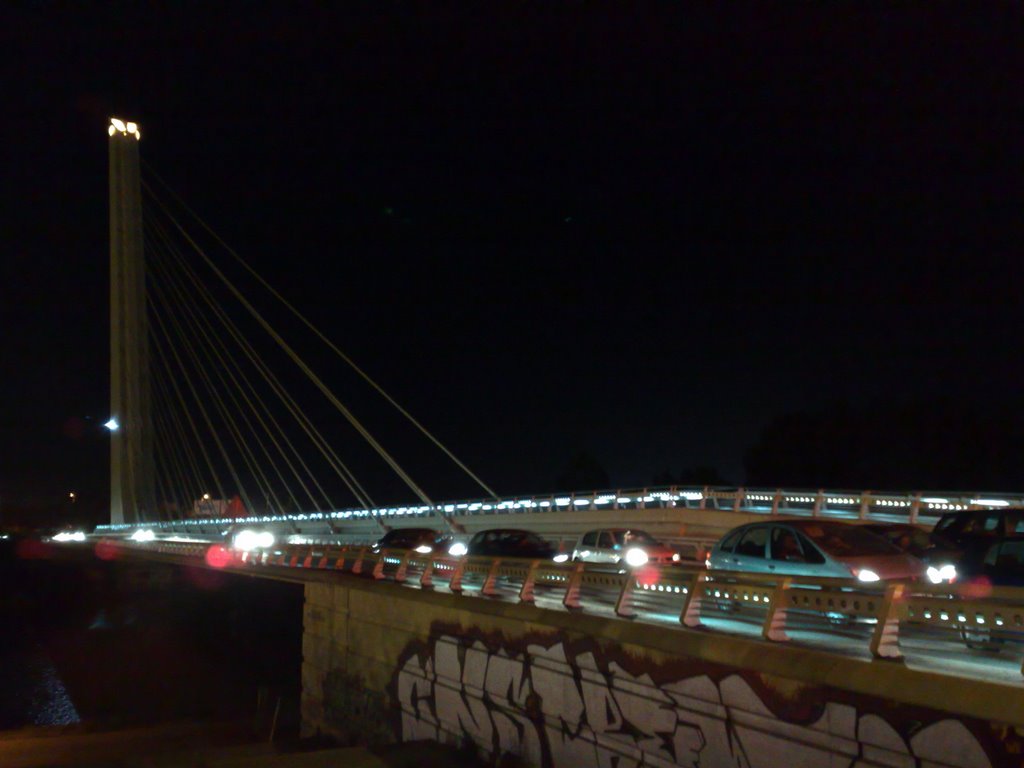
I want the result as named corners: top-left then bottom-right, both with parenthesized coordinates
top-left (761, 578), bottom-right (792, 642)
top-left (813, 489), bottom-right (824, 517)
top-left (518, 560), bottom-right (540, 603)
top-left (332, 549), bottom-right (348, 570)
top-left (859, 491), bottom-right (871, 520)
top-left (394, 552), bottom-right (411, 583)
top-left (909, 493), bottom-right (922, 524)
top-left (562, 562), bottom-right (585, 610)
top-left (351, 547), bottom-right (366, 575)
top-left (680, 572), bottom-right (709, 628)
top-left (771, 490), bottom-right (781, 516)
top-left (449, 559), bottom-right (467, 593)
top-left (482, 558), bottom-right (502, 596)
top-left (699, 487), bottom-right (708, 509)
top-left (614, 573), bottom-right (637, 618)
top-left (372, 551), bottom-right (387, 580)
top-left (733, 488), bottom-right (744, 513)
top-left (419, 558), bottom-right (435, 589)
top-left (869, 583), bottom-right (905, 659)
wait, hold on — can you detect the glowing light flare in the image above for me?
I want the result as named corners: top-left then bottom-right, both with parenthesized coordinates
top-left (634, 565), bottom-right (659, 588)
top-left (205, 544), bottom-right (232, 568)
top-left (130, 529), bottom-right (156, 542)
top-left (448, 542), bottom-right (468, 557)
top-left (94, 539), bottom-right (119, 561)
top-left (970, 499), bottom-right (1009, 507)
top-left (855, 568), bottom-right (881, 583)
top-left (108, 117), bottom-right (141, 140)
top-left (414, 545), bottom-right (432, 554)
top-left (624, 547), bottom-right (649, 568)
top-left (103, 418), bottom-right (120, 431)
top-left (552, 553), bottom-right (569, 563)
top-left (926, 563), bottom-right (957, 584)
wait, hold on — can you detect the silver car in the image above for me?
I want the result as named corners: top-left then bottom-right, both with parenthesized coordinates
top-left (708, 520), bottom-right (924, 582)
top-left (572, 528), bottom-right (680, 568)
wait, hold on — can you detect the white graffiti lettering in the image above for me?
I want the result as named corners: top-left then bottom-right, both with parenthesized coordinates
top-left (395, 635), bottom-right (992, 768)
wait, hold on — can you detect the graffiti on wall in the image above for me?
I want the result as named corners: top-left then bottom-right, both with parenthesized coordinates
top-left (392, 626), bottom-right (1001, 768)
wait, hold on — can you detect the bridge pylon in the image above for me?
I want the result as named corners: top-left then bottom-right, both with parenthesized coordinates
top-left (108, 118), bottom-right (155, 524)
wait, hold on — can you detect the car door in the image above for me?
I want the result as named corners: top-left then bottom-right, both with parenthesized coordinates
top-left (575, 531), bottom-right (599, 561)
top-left (596, 531), bottom-right (618, 563)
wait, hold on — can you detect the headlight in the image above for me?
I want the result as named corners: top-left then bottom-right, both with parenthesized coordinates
top-left (414, 544), bottom-right (433, 554)
top-left (552, 553), bottom-right (569, 563)
top-left (233, 529), bottom-right (258, 551)
top-left (53, 531), bottom-right (86, 542)
top-left (448, 542), bottom-right (468, 557)
top-left (856, 568), bottom-right (881, 583)
top-left (130, 529), bottom-right (155, 542)
top-left (256, 531), bottom-right (275, 549)
top-left (927, 563), bottom-right (957, 584)
top-left (671, 553), bottom-right (681, 562)
top-left (624, 547), bottom-right (649, 568)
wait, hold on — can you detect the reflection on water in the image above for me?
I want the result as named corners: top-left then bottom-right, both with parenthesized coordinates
top-left (0, 539), bottom-right (302, 732)
top-left (0, 649), bottom-right (80, 728)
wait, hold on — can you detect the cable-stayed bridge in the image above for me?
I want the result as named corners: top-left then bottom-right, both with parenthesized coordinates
top-left (77, 118), bottom-right (1024, 767)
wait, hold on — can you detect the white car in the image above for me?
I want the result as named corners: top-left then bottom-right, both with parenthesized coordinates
top-left (572, 528), bottom-right (680, 567)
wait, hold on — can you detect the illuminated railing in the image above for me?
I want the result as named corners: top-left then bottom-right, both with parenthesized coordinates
top-left (93, 485), bottom-right (1024, 535)
top-left (104, 538), bottom-right (1024, 679)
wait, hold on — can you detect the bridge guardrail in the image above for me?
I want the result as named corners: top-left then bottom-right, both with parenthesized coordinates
top-left (100, 538), bottom-right (1024, 678)
top-left (92, 485), bottom-right (1024, 535)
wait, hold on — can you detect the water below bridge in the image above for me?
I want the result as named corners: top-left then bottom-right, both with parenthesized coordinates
top-left (0, 536), bottom-right (303, 732)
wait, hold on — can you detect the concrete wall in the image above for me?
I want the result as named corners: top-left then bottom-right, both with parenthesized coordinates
top-left (302, 577), bottom-right (1021, 767)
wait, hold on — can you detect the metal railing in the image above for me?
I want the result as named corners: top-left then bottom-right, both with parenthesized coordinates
top-left (107, 538), bottom-right (1024, 679)
top-left (94, 485), bottom-right (1023, 534)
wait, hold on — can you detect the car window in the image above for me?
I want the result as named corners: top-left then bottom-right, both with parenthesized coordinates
top-left (997, 541), bottom-right (1024, 571)
top-left (1010, 515), bottom-right (1024, 534)
top-left (598, 532), bottom-right (615, 548)
top-left (795, 532), bottom-right (827, 564)
top-left (718, 529), bottom-right (744, 553)
top-left (581, 532), bottom-right (597, 547)
top-left (770, 527), bottom-right (804, 562)
top-left (734, 527), bottom-right (768, 558)
top-left (963, 514), bottom-right (1002, 536)
top-left (622, 530), bottom-right (657, 546)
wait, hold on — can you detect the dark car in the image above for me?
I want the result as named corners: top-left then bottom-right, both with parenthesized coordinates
top-left (860, 523), bottom-right (960, 583)
top-left (371, 527), bottom-right (451, 554)
top-left (928, 508), bottom-right (1024, 583)
top-left (464, 529), bottom-right (557, 560)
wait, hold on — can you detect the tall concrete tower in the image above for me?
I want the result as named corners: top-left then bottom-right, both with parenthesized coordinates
top-left (109, 118), bottom-right (154, 524)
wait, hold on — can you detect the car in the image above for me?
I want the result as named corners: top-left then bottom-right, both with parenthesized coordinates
top-left (571, 528), bottom-right (680, 567)
top-left (861, 523), bottom-right (959, 584)
top-left (371, 527), bottom-right (451, 554)
top-left (457, 529), bottom-right (557, 560)
top-left (927, 508), bottom-right (1024, 582)
top-left (708, 520), bottom-right (925, 582)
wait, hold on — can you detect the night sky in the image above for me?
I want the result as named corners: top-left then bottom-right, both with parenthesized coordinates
top-left (2, 4), bottom-right (1023, 522)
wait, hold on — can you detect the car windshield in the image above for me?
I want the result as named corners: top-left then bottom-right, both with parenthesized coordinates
top-left (865, 526), bottom-right (932, 554)
top-left (799, 523), bottom-right (902, 557)
top-left (611, 530), bottom-right (658, 546)
top-left (381, 529), bottom-right (435, 546)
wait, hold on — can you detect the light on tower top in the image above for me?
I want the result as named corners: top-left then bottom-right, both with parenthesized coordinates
top-left (108, 117), bottom-right (141, 140)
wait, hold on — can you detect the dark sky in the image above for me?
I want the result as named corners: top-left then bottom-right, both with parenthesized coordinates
top-left (2, 4), bottom-right (1023, 518)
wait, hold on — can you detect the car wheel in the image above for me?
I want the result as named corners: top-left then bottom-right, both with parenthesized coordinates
top-left (959, 626), bottom-right (1005, 652)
